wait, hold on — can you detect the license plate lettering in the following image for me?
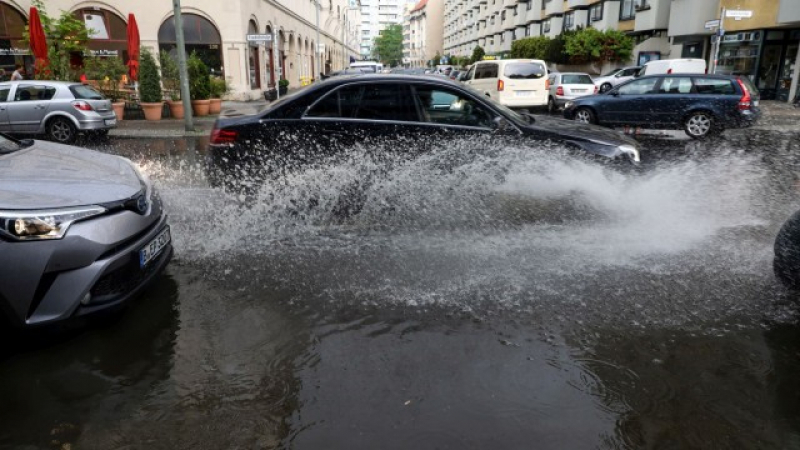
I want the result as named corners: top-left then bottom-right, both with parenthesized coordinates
top-left (105, 118), bottom-right (117, 126)
top-left (139, 227), bottom-right (171, 268)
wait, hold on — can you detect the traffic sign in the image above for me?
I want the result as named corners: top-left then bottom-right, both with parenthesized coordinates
top-left (246, 34), bottom-right (273, 42)
top-left (704, 19), bottom-right (720, 30)
top-left (726, 10), bottom-right (753, 19)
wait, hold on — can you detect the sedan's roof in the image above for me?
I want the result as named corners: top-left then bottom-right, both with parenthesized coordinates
top-left (319, 73), bottom-right (462, 87)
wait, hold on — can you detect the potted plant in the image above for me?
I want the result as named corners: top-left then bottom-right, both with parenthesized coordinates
top-left (279, 78), bottom-right (289, 95)
top-left (84, 55), bottom-right (127, 120)
top-left (209, 76), bottom-right (229, 115)
top-left (187, 52), bottom-right (211, 116)
top-left (138, 47), bottom-right (163, 121)
top-left (159, 50), bottom-right (183, 119)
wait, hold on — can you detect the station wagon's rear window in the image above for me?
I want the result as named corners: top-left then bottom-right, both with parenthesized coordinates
top-left (504, 62), bottom-right (546, 79)
top-left (694, 78), bottom-right (735, 95)
top-left (69, 85), bottom-right (104, 100)
top-left (561, 74), bottom-right (593, 84)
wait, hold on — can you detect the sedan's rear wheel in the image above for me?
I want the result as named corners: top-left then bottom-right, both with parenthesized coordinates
top-left (684, 111), bottom-right (715, 139)
top-left (547, 96), bottom-right (557, 114)
top-left (574, 107), bottom-right (596, 125)
top-left (47, 117), bottom-right (77, 143)
top-left (600, 83), bottom-right (613, 93)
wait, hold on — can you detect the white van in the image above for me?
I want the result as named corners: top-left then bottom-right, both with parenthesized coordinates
top-left (638, 58), bottom-right (706, 76)
top-left (350, 61), bottom-right (384, 73)
top-left (462, 59), bottom-right (549, 108)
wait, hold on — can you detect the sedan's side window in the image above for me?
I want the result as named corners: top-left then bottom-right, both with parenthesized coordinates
top-left (306, 85), bottom-right (363, 118)
top-left (464, 65), bottom-right (476, 81)
top-left (14, 85), bottom-right (55, 101)
top-left (413, 86), bottom-right (494, 128)
top-left (622, 68), bottom-right (639, 77)
top-left (617, 78), bottom-right (659, 95)
top-left (0, 86), bottom-right (10, 102)
top-left (353, 84), bottom-right (418, 122)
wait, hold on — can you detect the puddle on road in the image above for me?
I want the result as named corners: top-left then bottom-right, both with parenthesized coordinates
top-left (4, 133), bottom-right (800, 449)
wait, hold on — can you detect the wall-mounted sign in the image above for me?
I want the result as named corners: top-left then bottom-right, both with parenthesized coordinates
top-left (246, 34), bottom-right (273, 42)
top-left (726, 10), bottom-right (753, 20)
top-left (0, 48), bottom-right (30, 56)
top-left (88, 49), bottom-right (119, 57)
top-left (704, 19), bottom-right (720, 30)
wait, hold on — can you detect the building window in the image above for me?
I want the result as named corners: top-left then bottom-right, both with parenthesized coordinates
top-left (513, 6), bottom-right (518, 16)
top-left (620, 0), bottom-right (635, 20)
top-left (563, 12), bottom-right (574, 30)
top-left (527, 1), bottom-right (532, 10)
top-left (501, 10), bottom-right (506, 21)
top-left (590, 3), bottom-right (603, 22)
top-left (247, 20), bottom-right (260, 89)
top-left (542, 19), bottom-right (551, 33)
top-left (635, 0), bottom-right (650, 11)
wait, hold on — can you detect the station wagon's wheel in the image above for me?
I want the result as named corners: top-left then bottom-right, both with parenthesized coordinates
top-left (47, 117), bottom-right (77, 143)
top-left (684, 111), bottom-right (715, 139)
top-left (573, 107), bottom-right (596, 125)
top-left (600, 83), bottom-right (613, 93)
top-left (547, 96), bottom-right (557, 114)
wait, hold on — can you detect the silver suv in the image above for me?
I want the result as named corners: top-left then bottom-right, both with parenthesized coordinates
top-left (0, 81), bottom-right (117, 143)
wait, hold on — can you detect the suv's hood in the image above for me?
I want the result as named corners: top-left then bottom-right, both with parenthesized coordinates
top-left (0, 141), bottom-right (142, 210)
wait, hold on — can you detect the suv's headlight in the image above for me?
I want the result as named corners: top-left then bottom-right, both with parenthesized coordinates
top-left (0, 206), bottom-right (107, 241)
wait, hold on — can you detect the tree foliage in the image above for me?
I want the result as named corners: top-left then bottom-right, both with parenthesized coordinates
top-left (565, 28), bottom-right (634, 64)
top-left (138, 47), bottom-right (162, 103)
top-left (469, 46), bottom-right (485, 64)
top-left (509, 36), bottom-right (549, 59)
top-left (372, 24), bottom-right (403, 66)
top-left (159, 50), bottom-right (181, 100)
top-left (25, 0), bottom-right (90, 81)
top-left (187, 52), bottom-right (211, 100)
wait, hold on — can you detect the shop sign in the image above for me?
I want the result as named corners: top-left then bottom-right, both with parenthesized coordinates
top-left (704, 19), bottom-right (720, 30)
top-left (0, 47), bottom-right (30, 56)
top-left (88, 49), bottom-right (119, 57)
top-left (725, 10), bottom-right (753, 20)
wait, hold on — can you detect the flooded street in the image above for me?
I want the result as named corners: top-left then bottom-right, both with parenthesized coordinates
top-left (3, 131), bottom-right (800, 449)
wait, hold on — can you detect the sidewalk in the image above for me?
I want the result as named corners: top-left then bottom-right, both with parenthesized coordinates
top-left (109, 98), bottom-right (798, 138)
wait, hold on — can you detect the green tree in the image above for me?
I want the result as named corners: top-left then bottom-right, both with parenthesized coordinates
top-left (510, 36), bottom-right (550, 59)
top-left (138, 47), bottom-right (162, 103)
top-left (432, 51), bottom-right (442, 65)
top-left (470, 46), bottom-right (485, 64)
top-left (24, 0), bottom-right (90, 81)
top-left (565, 28), bottom-right (634, 64)
top-left (371, 24), bottom-right (403, 66)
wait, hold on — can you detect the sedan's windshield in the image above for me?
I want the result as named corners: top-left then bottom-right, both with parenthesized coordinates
top-left (601, 69), bottom-right (622, 77)
top-left (562, 74), bottom-right (594, 84)
top-left (69, 85), bottom-right (104, 100)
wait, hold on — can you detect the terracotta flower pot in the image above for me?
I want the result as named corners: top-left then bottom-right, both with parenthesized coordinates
top-left (191, 99), bottom-right (211, 116)
top-left (111, 101), bottom-right (125, 121)
top-left (141, 102), bottom-right (164, 121)
top-left (209, 98), bottom-right (222, 115)
top-left (167, 100), bottom-right (184, 119)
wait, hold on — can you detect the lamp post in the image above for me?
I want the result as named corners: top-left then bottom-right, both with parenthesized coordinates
top-left (172, 0), bottom-right (193, 131)
top-left (315, 0), bottom-right (321, 80)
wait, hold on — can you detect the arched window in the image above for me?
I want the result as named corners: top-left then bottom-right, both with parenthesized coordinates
top-left (247, 20), bottom-right (260, 89)
top-left (0, 3), bottom-right (30, 77)
top-left (265, 24), bottom-right (275, 87)
top-left (74, 8), bottom-right (128, 62)
top-left (158, 13), bottom-right (222, 76)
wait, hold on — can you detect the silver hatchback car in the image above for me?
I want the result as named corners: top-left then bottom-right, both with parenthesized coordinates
top-left (0, 81), bottom-right (117, 143)
top-left (0, 134), bottom-right (172, 329)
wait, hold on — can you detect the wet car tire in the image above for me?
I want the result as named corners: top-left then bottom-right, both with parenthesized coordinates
top-left (684, 111), bottom-right (716, 140)
top-left (574, 107), bottom-right (597, 125)
top-left (600, 83), bottom-right (612, 93)
top-left (47, 117), bottom-right (77, 143)
top-left (774, 210), bottom-right (800, 289)
top-left (547, 97), bottom-right (557, 114)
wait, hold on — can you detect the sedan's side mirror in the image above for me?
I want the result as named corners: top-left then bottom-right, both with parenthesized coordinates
top-left (493, 116), bottom-right (511, 131)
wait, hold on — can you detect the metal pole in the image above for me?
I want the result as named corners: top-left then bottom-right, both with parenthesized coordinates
top-left (274, 29), bottom-right (280, 100)
top-left (712, 7), bottom-right (725, 74)
top-left (172, 0), bottom-right (194, 131)
top-left (316, 0), bottom-right (322, 80)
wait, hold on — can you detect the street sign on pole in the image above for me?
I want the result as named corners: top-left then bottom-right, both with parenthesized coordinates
top-left (704, 19), bottom-right (720, 30)
top-left (725, 9), bottom-right (753, 20)
top-left (246, 34), bottom-right (273, 42)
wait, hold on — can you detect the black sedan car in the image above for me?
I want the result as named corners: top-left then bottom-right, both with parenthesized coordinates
top-left (207, 75), bottom-right (641, 190)
top-left (563, 74), bottom-right (761, 139)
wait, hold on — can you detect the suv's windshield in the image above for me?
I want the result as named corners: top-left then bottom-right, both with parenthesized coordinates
top-left (504, 63), bottom-right (546, 79)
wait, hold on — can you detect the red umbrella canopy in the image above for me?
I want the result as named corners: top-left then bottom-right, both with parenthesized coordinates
top-left (127, 13), bottom-right (140, 81)
top-left (28, 7), bottom-right (48, 65)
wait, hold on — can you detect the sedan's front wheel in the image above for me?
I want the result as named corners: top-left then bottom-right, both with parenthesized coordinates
top-left (684, 111), bottom-right (716, 139)
top-left (47, 117), bottom-right (77, 143)
top-left (573, 107), bottom-right (597, 125)
top-left (599, 83), bottom-right (613, 93)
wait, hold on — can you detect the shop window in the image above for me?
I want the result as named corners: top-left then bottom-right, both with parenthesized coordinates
top-left (0, 3), bottom-right (32, 77)
top-left (159, 14), bottom-right (223, 77)
top-left (248, 20), bottom-right (261, 89)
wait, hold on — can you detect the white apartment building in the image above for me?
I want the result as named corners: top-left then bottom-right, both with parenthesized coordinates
top-left (360, 0), bottom-right (417, 59)
top-left (1, 0), bottom-right (361, 100)
top-left (402, 0), bottom-right (445, 67)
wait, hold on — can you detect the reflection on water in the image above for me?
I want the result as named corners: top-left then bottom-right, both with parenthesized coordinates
top-left (2, 132), bottom-right (800, 448)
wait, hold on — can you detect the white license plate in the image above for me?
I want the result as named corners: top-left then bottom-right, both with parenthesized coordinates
top-left (139, 227), bottom-right (171, 268)
top-left (753, 100), bottom-right (759, 107)
top-left (514, 91), bottom-right (533, 97)
top-left (105, 118), bottom-right (117, 126)
top-left (572, 89), bottom-right (587, 93)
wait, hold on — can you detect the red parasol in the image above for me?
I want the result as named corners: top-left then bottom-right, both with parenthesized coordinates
top-left (126, 13), bottom-right (140, 81)
top-left (29, 7), bottom-right (48, 71)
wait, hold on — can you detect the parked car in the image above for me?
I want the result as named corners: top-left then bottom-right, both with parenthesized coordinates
top-left (637, 58), bottom-right (706, 77)
top-left (563, 74), bottom-right (760, 139)
top-left (592, 66), bottom-right (642, 93)
top-left (462, 59), bottom-right (549, 109)
top-left (0, 81), bottom-right (117, 143)
top-left (206, 74), bottom-right (640, 194)
top-left (449, 70), bottom-right (461, 81)
top-left (320, 68), bottom-right (368, 79)
top-left (0, 134), bottom-right (172, 329)
top-left (547, 72), bottom-right (598, 113)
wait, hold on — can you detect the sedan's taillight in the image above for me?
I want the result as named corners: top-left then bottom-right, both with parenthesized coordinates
top-left (210, 127), bottom-right (238, 144)
top-left (72, 101), bottom-right (93, 111)
top-left (736, 78), bottom-right (752, 110)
